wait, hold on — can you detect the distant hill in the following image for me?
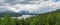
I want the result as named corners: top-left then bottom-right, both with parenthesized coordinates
top-left (0, 10), bottom-right (40, 17)
top-left (0, 11), bottom-right (22, 17)
top-left (0, 9), bottom-right (60, 17)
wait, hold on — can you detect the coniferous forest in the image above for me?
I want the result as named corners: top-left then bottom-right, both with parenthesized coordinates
top-left (0, 9), bottom-right (60, 25)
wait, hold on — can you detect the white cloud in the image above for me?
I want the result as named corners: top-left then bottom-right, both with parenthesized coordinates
top-left (0, 0), bottom-right (5, 2)
top-left (9, 0), bottom-right (60, 13)
top-left (0, 0), bottom-right (60, 13)
top-left (12, 4), bottom-right (40, 12)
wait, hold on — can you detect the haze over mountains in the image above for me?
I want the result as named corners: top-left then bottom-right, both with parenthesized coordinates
top-left (0, 8), bottom-right (41, 17)
top-left (0, 8), bottom-right (60, 17)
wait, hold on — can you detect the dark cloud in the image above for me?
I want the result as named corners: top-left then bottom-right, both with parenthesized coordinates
top-left (54, 0), bottom-right (60, 2)
top-left (2, 0), bottom-right (40, 5)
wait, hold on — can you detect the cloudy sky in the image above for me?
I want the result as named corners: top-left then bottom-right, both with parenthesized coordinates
top-left (0, 0), bottom-right (60, 14)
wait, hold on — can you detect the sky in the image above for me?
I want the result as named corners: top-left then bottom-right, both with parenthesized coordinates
top-left (0, 0), bottom-right (60, 14)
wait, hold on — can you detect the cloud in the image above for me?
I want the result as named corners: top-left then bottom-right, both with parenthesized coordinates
top-left (0, 0), bottom-right (3, 2)
top-left (0, 0), bottom-right (60, 14)
top-left (0, 0), bottom-right (25, 5)
top-left (12, 4), bottom-right (40, 12)
top-left (10, 0), bottom-right (60, 13)
top-left (16, 0), bottom-right (25, 2)
top-left (53, 0), bottom-right (60, 2)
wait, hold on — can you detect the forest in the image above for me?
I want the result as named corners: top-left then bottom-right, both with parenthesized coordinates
top-left (0, 9), bottom-right (60, 25)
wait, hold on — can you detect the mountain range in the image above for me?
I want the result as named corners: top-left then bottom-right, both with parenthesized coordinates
top-left (0, 8), bottom-right (60, 17)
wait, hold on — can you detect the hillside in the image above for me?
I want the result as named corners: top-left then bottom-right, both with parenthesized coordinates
top-left (23, 9), bottom-right (60, 25)
top-left (0, 9), bottom-right (60, 25)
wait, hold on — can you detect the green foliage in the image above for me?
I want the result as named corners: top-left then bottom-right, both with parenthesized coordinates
top-left (0, 14), bottom-right (15, 25)
top-left (22, 10), bottom-right (60, 25)
top-left (0, 10), bottom-right (60, 25)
